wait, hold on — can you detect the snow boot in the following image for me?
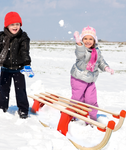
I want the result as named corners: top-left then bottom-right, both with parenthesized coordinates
top-left (18, 109), bottom-right (28, 119)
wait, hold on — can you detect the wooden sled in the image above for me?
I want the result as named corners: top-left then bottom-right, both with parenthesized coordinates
top-left (28, 92), bottom-right (123, 150)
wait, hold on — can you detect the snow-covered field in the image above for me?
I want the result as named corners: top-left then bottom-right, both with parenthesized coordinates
top-left (0, 41), bottom-right (126, 150)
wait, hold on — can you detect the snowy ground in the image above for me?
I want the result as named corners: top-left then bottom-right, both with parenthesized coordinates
top-left (0, 41), bottom-right (126, 150)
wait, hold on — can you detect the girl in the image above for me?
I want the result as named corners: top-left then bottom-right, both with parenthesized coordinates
top-left (70, 26), bottom-right (114, 123)
top-left (57, 26), bottom-right (114, 135)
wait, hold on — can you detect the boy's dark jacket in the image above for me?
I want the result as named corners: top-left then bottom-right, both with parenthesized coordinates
top-left (0, 28), bottom-right (31, 69)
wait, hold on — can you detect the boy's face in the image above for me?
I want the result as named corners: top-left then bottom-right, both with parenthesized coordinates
top-left (82, 35), bottom-right (95, 48)
top-left (7, 23), bottom-right (20, 34)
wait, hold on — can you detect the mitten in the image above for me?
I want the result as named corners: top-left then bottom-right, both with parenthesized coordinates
top-left (20, 66), bottom-right (34, 78)
top-left (74, 31), bottom-right (80, 43)
top-left (105, 66), bottom-right (114, 75)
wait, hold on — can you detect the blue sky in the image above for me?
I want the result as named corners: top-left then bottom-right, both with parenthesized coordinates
top-left (0, 0), bottom-right (126, 42)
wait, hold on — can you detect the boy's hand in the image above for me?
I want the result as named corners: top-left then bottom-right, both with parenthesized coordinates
top-left (20, 66), bottom-right (34, 78)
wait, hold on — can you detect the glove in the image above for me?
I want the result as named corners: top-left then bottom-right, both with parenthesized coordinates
top-left (105, 66), bottom-right (114, 75)
top-left (20, 66), bottom-right (34, 78)
top-left (74, 31), bottom-right (81, 43)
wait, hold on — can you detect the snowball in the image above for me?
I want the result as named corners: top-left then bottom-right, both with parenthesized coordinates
top-left (59, 20), bottom-right (64, 27)
top-left (68, 31), bottom-right (72, 34)
top-left (30, 80), bottom-right (45, 94)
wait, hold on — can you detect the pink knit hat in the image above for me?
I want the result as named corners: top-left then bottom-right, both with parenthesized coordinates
top-left (80, 26), bottom-right (98, 43)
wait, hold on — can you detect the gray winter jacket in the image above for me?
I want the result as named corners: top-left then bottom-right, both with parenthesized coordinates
top-left (70, 43), bottom-right (108, 83)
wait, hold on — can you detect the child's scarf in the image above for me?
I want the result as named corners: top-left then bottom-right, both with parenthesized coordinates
top-left (86, 48), bottom-right (97, 72)
top-left (0, 28), bottom-right (22, 66)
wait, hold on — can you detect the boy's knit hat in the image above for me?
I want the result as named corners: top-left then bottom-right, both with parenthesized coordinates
top-left (80, 26), bottom-right (98, 43)
top-left (4, 12), bottom-right (22, 27)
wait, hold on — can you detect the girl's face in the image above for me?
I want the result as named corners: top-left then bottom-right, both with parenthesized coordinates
top-left (82, 35), bottom-right (95, 48)
top-left (7, 23), bottom-right (20, 34)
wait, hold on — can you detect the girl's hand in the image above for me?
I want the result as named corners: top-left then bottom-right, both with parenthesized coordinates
top-left (74, 31), bottom-right (81, 45)
top-left (105, 66), bottom-right (114, 75)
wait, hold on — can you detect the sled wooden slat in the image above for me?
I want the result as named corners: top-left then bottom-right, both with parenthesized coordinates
top-left (35, 93), bottom-right (88, 116)
top-left (46, 92), bottom-right (119, 116)
top-left (40, 92), bottom-right (92, 112)
top-left (28, 95), bottom-right (106, 129)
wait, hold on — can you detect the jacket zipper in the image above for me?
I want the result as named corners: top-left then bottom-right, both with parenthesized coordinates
top-left (10, 43), bottom-right (13, 69)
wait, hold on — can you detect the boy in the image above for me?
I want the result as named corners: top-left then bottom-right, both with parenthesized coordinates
top-left (0, 12), bottom-right (34, 119)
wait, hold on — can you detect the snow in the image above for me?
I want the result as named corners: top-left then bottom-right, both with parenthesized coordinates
top-left (59, 20), bottom-right (64, 27)
top-left (68, 31), bottom-right (72, 34)
top-left (0, 41), bottom-right (126, 150)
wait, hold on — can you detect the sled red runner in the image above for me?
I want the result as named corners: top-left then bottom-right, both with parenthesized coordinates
top-left (28, 92), bottom-right (126, 150)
